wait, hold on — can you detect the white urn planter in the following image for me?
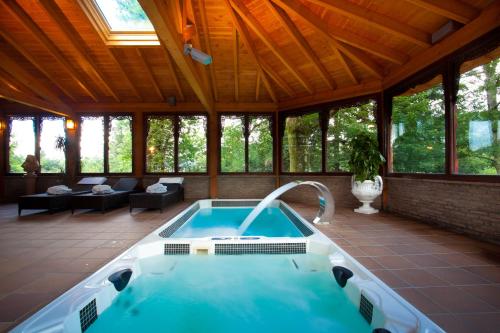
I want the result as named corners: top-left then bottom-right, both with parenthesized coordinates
top-left (351, 175), bottom-right (383, 214)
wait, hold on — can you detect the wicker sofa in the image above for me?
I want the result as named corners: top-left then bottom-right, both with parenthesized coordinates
top-left (129, 183), bottom-right (184, 213)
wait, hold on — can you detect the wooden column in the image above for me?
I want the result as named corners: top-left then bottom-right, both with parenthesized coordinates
top-left (0, 114), bottom-right (5, 201)
top-left (65, 121), bottom-right (78, 185)
top-left (133, 112), bottom-right (144, 178)
top-left (208, 112), bottom-right (218, 198)
top-left (377, 92), bottom-right (389, 211)
top-left (274, 111), bottom-right (280, 189)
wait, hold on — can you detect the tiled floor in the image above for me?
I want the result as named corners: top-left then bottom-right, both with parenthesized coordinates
top-left (0, 202), bottom-right (499, 332)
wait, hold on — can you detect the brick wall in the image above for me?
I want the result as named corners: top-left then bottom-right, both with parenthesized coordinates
top-left (386, 177), bottom-right (500, 243)
top-left (143, 175), bottom-right (209, 199)
top-left (217, 175), bottom-right (276, 199)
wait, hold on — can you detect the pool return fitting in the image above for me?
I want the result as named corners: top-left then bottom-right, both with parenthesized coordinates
top-left (238, 181), bottom-right (335, 235)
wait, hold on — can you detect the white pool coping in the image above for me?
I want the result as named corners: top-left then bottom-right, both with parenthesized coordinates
top-left (12, 199), bottom-right (445, 333)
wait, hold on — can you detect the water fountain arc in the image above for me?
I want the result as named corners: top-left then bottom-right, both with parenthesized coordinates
top-left (238, 181), bottom-right (335, 235)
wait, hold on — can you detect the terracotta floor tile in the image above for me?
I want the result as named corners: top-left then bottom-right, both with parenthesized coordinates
top-left (428, 314), bottom-right (471, 333)
top-left (418, 286), bottom-right (495, 313)
top-left (457, 312), bottom-right (500, 333)
top-left (428, 267), bottom-right (491, 285)
top-left (353, 256), bottom-right (384, 270)
top-left (391, 269), bottom-right (449, 287)
top-left (19, 273), bottom-right (85, 294)
top-left (403, 254), bottom-right (452, 268)
top-left (0, 293), bottom-right (52, 322)
top-left (374, 255), bottom-right (417, 269)
top-left (395, 288), bottom-right (448, 314)
top-left (51, 247), bottom-right (93, 259)
top-left (80, 248), bottom-right (123, 259)
top-left (73, 239), bottom-right (109, 248)
top-left (459, 285), bottom-right (500, 310)
top-left (371, 270), bottom-right (410, 288)
top-left (358, 245), bottom-right (396, 256)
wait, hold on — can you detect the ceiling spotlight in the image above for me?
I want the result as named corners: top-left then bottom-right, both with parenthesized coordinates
top-left (183, 43), bottom-right (212, 65)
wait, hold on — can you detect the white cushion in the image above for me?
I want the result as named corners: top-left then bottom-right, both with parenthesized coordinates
top-left (158, 177), bottom-right (184, 184)
top-left (92, 184), bottom-right (114, 194)
top-left (47, 185), bottom-right (72, 195)
top-left (146, 183), bottom-right (168, 194)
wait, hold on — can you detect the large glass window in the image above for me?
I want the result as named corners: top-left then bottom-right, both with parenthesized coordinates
top-left (178, 116), bottom-right (207, 173)
top-left (456, 49), bottom-right (499, 175)
top-left (146, 116), bottom-right (175, 173)
top-left (79, 115), bottom-right (133, 174)
top-left (94, 0), bottom-right (153, 31)
top-left (282, 112), bottom-right (322, 172)
top-left (327, 100), bottom-right (377, 172)
top-left (220, 114), bottom-right (273, 173)
top-left (8, 117), bottom-right (35, 173)
top-left (40, 117), bottom-right (66, 173)
top-left (145, 115), bottom-right (208, 173)
top-left (391, 75), bottom-right (445, 173)
top-left (109, 116), bottom-right (133, 173)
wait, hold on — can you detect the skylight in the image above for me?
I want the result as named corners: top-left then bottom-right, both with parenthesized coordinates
top-left (94, 0), bottom-right (153, 31)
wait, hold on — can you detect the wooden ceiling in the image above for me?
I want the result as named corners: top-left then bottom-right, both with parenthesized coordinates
top-left (0, 0), bottom-right (498, 116)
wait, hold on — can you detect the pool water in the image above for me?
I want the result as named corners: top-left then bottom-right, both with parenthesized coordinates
top-left (171, 207), bottom-right (304, 238)
top-left (87, 254), bottom-right (371, 333)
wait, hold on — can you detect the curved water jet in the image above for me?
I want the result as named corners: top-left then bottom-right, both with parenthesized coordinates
top-left (238, 181), bottom-right (334, 235)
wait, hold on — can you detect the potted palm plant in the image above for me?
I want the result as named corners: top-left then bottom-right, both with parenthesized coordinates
top-left (348, 130), bottom-right (385, 214)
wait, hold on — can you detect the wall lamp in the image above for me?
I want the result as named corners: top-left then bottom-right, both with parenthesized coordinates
top-left (66, 119), bottom-right (76, 130)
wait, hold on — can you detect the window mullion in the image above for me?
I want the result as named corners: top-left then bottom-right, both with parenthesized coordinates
top-left (104, 116), bottom-right (109, 174)
top-left (244, 115), bottom-right (249, 173)
top-left (174, 116), bottom-right (179, 173)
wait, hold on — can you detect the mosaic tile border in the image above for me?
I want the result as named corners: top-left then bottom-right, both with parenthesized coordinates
top-left (212, 200), bottom-right (261, 207)
top-left (79, 299), bottom-right (97, 332)
top-left (215, 242), bottom-right (306, 255)
top-left (279, 203), bottom-right (314, 237)
top-left (159, 203), bottom-right (199, 238)
top-left (164, 243), bottom-right (190, 255)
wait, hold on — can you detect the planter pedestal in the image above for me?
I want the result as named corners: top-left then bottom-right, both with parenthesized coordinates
top-left (24, 173), bottom-right (37, 195)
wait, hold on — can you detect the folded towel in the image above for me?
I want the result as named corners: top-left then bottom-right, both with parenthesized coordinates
top-left (158, 177), bottom-right (184, 184)
top-left (146, 183), bottom-right (168, 193)
top-left (92, 184), bottom-right (114, 194)
top-left (47, 185), bottom-right (72, 195)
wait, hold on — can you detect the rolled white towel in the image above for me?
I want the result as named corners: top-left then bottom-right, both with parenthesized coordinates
top-left (158, 177), bottom-right (184, 184)
top-left (146, 183), bottom-right (167, 194)
top-left (47, 185), bottom-right (72, 195)
top-left (92, 184), bottom-right (114, 194)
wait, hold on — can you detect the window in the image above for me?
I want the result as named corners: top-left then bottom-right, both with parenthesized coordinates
top-left (178, 116), bottom-right (207, 173)
top-left (79, 115), bottom-right (133, 174)
top-left (456, 49), bottom-right (499, 175)
top-left (220, 114), bottom-right (273, 173)
top-left (79, 0), bottom-right (159, 46)
top-left (8, 117), bottom-right (35, 173)
top-left (282, 112), bottom-right (322, 173)
top-left (7, 116), bottom-right (67, 174)
top-left (40, 117), bottom-right (66, 173)
top-left (327, 100), bottom-right (377, 172)
top-left (145, 115), bottom-right (207, 173)
top-left (391, 75), bottom-right (445, 173)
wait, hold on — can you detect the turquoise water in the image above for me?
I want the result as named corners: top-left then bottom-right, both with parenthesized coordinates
top-left (87, 254), bottom-right (371, 333)
top-left (171, 207), bottom-right (303, 238)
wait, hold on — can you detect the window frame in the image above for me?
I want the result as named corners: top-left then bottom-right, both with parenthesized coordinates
top-left (5, 113), bottom-right (67, 175)
top-left (77, 0), bottom-right (159, 47)
top-left (279, 95), bottom-right (380, 175)
top-left (384, 28), bottom-right (500, 182)
top-left (218, 112), bottom-right (275, 175)
top-left (77, 113), bottom-right (135, 176)
top-left (143, 112), bottom-right (208, 175)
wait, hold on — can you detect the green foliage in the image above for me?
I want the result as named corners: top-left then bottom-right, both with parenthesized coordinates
top-left (178, 117), bottom-right (207, 172)
top-left (248, 117), bottom-right (273, 172)
top-left (221, 117), bottom-right (245, 172)
top-left (8, 140), bottom-right (24, 173)
top-left (146, 117), bottom-right (174, 172)
top-left (115, 0), bottom-right (148, 21)
top-left (348, 131), bottom-right (385, 181)
top-left (109, 117), bottom-right (133, 173)
top-left (282, 113), bottom-right (322, 172)
top-left (392, 82), bottom-right (445, 173)
top-left (327, 101), bottom-right (376, 172)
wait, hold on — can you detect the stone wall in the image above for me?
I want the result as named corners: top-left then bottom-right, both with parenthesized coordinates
top-left (386, 177), bottom-right (500, 243)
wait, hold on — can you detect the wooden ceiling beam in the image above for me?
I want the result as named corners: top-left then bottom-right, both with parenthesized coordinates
top-left (272, 0), bottom-right (408, 65)
top-left (0, 50), bottom-right (72, 115)
top-left (229, 0), bottom-right (314, 94)
top-left (233, 27), bottom-right (239, 102)
top-left (272, 0), bottom-right (383, 78)
top-left (108, 49), bottom-right (143, 101)
top-left (223, 0), bottom-right (277, 103)
top-left (161, 47), bottom-right (185, 102)
top-left (138, 0), bottom-right (214, 112)
top-left (331, 45), bottom-right (358, 85)
top-left (260, 60), bottom-right (294, 97)
top-left (136, 49), bottom-right (165, 101)
top-left (1, 0), bottom-right (100, 102)
top-left (405, 0), bottom-right (479, 24)
top-left (255, 71), bottom-right (261, 101)
top-left (199, 0), bottom-right (219, 102)
top-left (0, 31), bottom-right (79, 102)
top-left (266, 1), bottom-right (336, 90)
top-left (308, 0), bottom-right (431, 47)
top-left (39, 0), bottom-right (120, 102)
top-left (72, 102), bottom-right (277, 112)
